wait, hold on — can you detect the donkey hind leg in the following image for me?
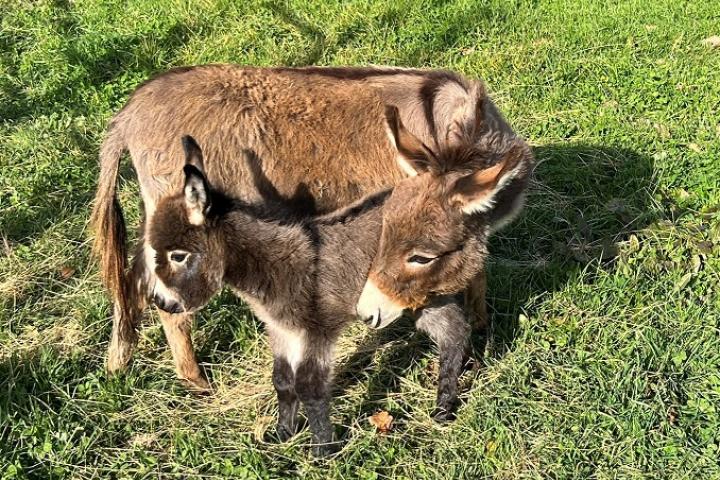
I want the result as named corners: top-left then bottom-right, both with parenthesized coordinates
top-left (415, 296), bottom-right (470, 422)
top-left (158, 310), bottom-right (210, 393)
top-left (107, 300), bottom-right (140, 373)
top-left (294, 344), bottom-right (338, 457)
top-left (107, 243), bottom-right (148, 373)
top-left (464, 269), bottom-right (489, 332)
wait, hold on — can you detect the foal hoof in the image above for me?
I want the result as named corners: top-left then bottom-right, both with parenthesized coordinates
top-left (312, 441), bottom-right (341, 458)
top-left (431, 407), bottom-right (456, 423)
top-left (266, 424), bottom-right (296, 443)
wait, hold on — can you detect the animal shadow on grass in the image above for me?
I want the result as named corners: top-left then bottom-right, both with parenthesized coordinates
top-left (331, 142), bottom-right (659, 423)
top-left (1, 3), bottom-right (199, 242)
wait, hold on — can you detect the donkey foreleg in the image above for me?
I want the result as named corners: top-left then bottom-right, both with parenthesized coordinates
top-left (464, 269), bottom-right (488, 332)
top-left (271, 356), bottom-right (299, 441)
top-left (415, 296), bottom-right (470, 422)
top-left (158, 310), bottom-right (210, 393)
top-left (294, 343), bottom-right (338, 457)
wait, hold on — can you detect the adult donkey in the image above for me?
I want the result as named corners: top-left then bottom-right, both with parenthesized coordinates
top-left (91, 65), bottom-right (532, 392)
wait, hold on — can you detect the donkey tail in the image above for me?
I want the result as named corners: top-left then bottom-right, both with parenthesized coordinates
top-left (90, 124), bottom-right (128, 300)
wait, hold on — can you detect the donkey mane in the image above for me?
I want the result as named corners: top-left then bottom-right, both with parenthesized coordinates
top-left (426, 144), bottom-right (510, 175)
top-left (313, 189), bottom-right (392, 226)
top-left (194, 184), bottom-right (393, 234)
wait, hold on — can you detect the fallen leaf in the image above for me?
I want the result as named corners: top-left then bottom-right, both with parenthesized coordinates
top-left (129, 433), bottom-right (158, 448)
top-left (692, 254), bottom-right (703, 274)
top-left (368, 410), bottom-right (393, 434)
top-left (667, 407), bottom-right (678, 426)
top-left (675, 271), bottom-right (693, 291)
top-left (59, 266), bottom-right (75, 279)
top-left (654, 123), bottom-right (670, 139)
top-left (702, 35), bottom-right (720, 48)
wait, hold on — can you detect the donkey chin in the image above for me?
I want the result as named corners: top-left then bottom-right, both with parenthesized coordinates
top-left (356, 279), bottom-right (407, 329)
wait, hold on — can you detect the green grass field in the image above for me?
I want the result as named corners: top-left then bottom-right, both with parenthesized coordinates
top-left (1, 0), bottom-right (719, 478)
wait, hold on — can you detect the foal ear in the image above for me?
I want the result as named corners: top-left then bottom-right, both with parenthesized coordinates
top-left (181, 136), bottom-right (211, 225)
top-left (451, 141), bottom-right (529, 215)
top-left (182, 135), bottom-right (205, 172)
top-left (384, 105), bottom-right (437, 176)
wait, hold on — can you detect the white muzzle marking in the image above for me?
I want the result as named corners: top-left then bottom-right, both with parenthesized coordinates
top-left (144, 243), bottom-right (184, 310)
top-left (356, 279), bottom-right (406, 329)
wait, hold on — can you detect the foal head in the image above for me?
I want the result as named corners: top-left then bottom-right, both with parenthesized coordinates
top-left (146, 136), bottom-right (225, 314)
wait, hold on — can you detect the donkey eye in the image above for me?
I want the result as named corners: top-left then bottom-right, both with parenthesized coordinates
top-left (169, 252), bottom-right (189, 263)
top-left (407, 254), bottom-right (438, 265)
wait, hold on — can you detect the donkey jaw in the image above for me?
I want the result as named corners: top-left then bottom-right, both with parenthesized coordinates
top-left (356, 279), bottom-right (405, 329)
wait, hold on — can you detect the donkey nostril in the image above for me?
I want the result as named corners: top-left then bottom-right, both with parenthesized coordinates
top-left (153, 294), bottom-right (164, 309)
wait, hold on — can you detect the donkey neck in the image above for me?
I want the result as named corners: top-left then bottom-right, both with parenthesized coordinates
top-left (218, 207), bottom-right (315, 309)
top-left (311, 189), bottom-right (390, 317)
top-left (216, 188), bottom-right (390, 323)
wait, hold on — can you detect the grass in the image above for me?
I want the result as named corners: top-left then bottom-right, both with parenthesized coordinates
top-left (1, 0), bottom-right (719, 478)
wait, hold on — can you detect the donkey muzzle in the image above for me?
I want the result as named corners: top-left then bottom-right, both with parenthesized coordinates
top-left (153, 293), bottom-right (184, 314)
top-left (356, 279), bottom-right (405, 329)
top-left (363, 311), bottom-right (382, 329)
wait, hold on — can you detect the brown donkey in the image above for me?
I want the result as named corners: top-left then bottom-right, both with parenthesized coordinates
top-left (148, 134), bottom-right (529, 455)
top-left (90, 65), bottom-right (533, 391)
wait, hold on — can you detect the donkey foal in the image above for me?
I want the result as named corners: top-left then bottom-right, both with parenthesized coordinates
top-left (149, 134), bottom-right (524, 455)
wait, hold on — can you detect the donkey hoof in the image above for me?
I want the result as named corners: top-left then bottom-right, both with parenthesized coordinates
top-left (106, 345), bottom-right (134, 373)
top-left (277, 424), bottom-right (296, 442)
top-left (312, 441), bottom-right (341, 458)
top-left (265, 424), bottom-right (295, 443)
top-left (182, 376), bottom-right (212, 395)
top-left (431, 407), bottom-right (456, 423)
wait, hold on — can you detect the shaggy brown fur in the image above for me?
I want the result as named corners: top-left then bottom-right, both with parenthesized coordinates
top-left (90, 65), bottom-right (533, 388)
top-left (146, 135), bottom-right (524, 455)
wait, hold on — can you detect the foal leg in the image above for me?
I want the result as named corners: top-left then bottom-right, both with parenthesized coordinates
top-left (271, 356), bottom-right (300, 441)
top-left (294, 340), bottom-right (337, 456)
top-left (158, 310), bottom-right (210, 393)
top-left (415, 295), bottom-right (470, 422)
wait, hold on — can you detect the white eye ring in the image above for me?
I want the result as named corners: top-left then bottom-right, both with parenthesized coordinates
top-left (168, 251), bottom-right (190, 264)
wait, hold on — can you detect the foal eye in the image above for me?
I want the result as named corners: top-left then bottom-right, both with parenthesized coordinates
top-left (169, 252), bottom-right (189, 263)
top-left (407, 254), bottom-right (438, 265)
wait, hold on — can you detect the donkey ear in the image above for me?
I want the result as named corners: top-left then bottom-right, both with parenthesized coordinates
top-left (183, 165), bottom-right (211, 225)
top-left (182, 135), bottom-right (205, 172)
top-left (451, 142), bottom-right (528, 215)
top-left (384, 105), bottom-right (437, 176)
top-left (182, 136), bottom-right (211, 225)
top-left (433, 81), bottom-right (486, 148)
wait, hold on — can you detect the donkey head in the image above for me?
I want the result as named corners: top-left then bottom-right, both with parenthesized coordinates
top-left (357, 106), bottom-right (532, 328)
top-left (146, 136), bottom-right (225, 314)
